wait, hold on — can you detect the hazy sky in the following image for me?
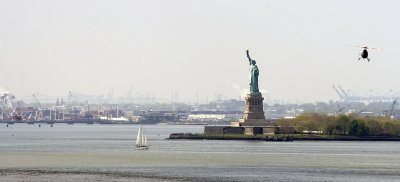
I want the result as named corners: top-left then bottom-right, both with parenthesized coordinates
top-left (1, 0), bottom-right (399, 103)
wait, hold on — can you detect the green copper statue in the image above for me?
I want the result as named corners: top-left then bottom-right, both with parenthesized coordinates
top-left (246, 50), bottom-right (260, 94)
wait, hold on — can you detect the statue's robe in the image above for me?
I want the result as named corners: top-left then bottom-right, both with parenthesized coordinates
top-left (249, 64), bottom-right (259, 94)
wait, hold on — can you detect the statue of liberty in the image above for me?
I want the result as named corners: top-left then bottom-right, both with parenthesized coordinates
top-left (246, 50), bottom-right (260, 94)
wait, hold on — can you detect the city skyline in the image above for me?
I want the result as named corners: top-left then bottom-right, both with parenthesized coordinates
top-left (1, 0), bottom-right (400, 103)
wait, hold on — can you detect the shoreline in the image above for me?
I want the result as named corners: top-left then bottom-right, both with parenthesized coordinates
top-left (0, 168), bottom-right (191, 182)
top-left (0, 121), bottom-right (210, 125)
top-left (168, 133), bottom-right (400, 141)
top-left (3, 166), bottom-right (400, 182)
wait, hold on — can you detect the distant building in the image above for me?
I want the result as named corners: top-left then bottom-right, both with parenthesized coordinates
top-left (187, 114), bottom-right (226, 121)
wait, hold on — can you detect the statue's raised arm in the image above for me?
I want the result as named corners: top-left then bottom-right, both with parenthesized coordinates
top-left (246, 49), bottom-right (252, 64)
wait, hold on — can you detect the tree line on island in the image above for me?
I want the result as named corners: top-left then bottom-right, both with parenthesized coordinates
top-left (276, 113), bottom-right (400, 137)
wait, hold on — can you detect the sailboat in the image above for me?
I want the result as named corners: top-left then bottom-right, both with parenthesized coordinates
top-left (136, 125), bottom-right (149, 150)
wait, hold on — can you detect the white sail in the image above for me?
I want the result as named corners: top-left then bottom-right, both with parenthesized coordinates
top-left (136, 126), bottom-right (142, 146)
top-left (141, 133), bottom-right (145, 145)
top-left (144, 136), bottom-right (148, 146)
top-left (136, 125), bottom-right (149, 149)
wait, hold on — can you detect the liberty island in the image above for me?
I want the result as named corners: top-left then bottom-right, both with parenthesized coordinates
top-left (171, 50), bottom-right (277, 138)
top-left (228, 50), bottom-right (273, 135)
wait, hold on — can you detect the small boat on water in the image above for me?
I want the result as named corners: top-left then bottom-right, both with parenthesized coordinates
top-left (136, 125), bottom-right (149, 150)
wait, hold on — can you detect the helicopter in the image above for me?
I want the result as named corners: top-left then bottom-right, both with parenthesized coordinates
top-left (359, 47), bottom-right (370, 62)
top-left (353, 46), bottom-right (385, 62)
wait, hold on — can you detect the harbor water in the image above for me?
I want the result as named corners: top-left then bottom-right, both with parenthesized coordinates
top-left (1, 124), bottom-right (400, 181)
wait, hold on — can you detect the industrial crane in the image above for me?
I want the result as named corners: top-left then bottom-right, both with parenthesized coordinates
top-left (332, 85), bottom-right (343, 101)
top-left (337, 85), bottom-right (349, 98)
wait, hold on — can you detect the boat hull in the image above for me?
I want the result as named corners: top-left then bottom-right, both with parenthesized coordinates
top-left (136, 146), bottom-right (149, 150)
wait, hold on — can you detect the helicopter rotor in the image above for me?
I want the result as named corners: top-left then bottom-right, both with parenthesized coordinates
top-left (349, 45), bottom-right (385, 51)
top-left (367, 47), bottom-right (386, 51)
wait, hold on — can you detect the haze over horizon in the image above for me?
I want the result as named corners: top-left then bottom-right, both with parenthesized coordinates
top-left (1, 0), bottom-right (399, 104)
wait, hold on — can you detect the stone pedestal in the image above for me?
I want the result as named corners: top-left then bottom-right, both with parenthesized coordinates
top-left (232, 93), bottom-right (270, 127)
top-left (243, 93), bottom-right (265, 120)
